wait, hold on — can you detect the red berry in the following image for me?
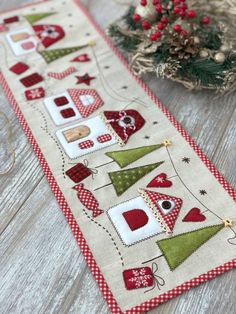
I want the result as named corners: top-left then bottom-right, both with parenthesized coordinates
top-left (140, 0), bottom-right (147, 6)
top-left (150, 31), bottom-right (162, 41)
top-left (156, 4), bottom-right (163, 13)
top-left (201, 16), bottom-right (210, 24)
top-left (179, 9), bottom-right (186, 17)
top-left (150, 33), bottom-right (158, 41)
top-left (181, 3), bottom-right (188, 10)
top-left (160, 16), bottom-right (168, 24)
top-left (173, 0), bottom-right (181, 4)
top-left (180, 30), bottom-right (188, 37)
top-left (142, 20), bottom-right (151, 30)
top-left (157, 22), bottom-right (165, 30)
top-left (187, 10), bottom-right (196, 18)
top-left (173, 6), bottom-right (181, 14)
top-left (152, 0), bottom-right (159, 4)
top-left (133, 14), bottom-right (141, 22)
top-left (173, 24), bottom-right (182, 32)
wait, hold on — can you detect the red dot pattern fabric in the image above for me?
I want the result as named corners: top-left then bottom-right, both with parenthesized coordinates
top-left (103, 109), bottom-right (145, 144)
top-left (97, 133), bottom-right (112, 143)
top-left (1, 1), bottom-right (236, 313)
top-left (141, 190), bottom-right (183, 233)
top-left (79, 139), bottom-right (94, 149)
top-left (68, 88), bottom-right (104, 118)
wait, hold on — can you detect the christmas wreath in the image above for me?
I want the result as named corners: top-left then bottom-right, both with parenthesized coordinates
top-left (108, 0), bottom-right (236, 93)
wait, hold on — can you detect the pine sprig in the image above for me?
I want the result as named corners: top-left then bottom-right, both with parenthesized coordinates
top-left (177, 58), bottom-right (225, 87)
top-left (108, 25), bottom-right (141, 52)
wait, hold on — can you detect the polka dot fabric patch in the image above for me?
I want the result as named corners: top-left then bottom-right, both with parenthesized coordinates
top-left (0, 1), bottom-right (235, 313)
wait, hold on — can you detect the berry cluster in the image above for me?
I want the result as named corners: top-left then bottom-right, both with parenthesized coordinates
top-left (133, 0), bottom-right (210, 41)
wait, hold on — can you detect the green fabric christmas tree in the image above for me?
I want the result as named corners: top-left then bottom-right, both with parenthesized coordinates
top-left (38, 43), bottom-right (93, 63)
top-left (109, 161), bottom-right (164, 196)
top-left (24, 13), bottom-right (56, 24)
top-left (157, 224), bottom-right (224, 271)
top-left (106, 144), bottom-right (163, 168)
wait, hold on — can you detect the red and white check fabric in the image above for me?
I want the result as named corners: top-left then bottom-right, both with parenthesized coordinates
top-left (79, 139), bottom-right (94, 149)
top-left (97, 133), bottom-right (112, 143)
top-left (1, 1), bottom-right (236, 313)
top-left (68, 88), bottom-right (104, 118)
top-left (73, 183), bottom-right (103, 217)
top-left (140, 190), bottom-right (183, 233)
top-left (47, 66), bottom-right (77, 80)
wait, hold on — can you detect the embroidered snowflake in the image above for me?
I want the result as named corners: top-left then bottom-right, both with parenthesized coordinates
top-left (28, 89), bottom-right (43, 99)
top-left (40, 26), bottom-right (60, 39)
top-left (128, 268), bottom-right (152, 288)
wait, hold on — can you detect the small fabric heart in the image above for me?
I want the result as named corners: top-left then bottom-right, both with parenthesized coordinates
top-left (182, 208), bottom-right (206, 222)
top-left (147, 173), bottom-right (172, 188)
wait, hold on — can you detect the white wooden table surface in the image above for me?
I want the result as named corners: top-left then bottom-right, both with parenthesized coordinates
top-left (0, 0), bottom-right (235, 313)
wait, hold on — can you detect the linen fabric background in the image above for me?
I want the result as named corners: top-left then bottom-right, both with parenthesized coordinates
top-left (0, 0), bottom-right (235, 312)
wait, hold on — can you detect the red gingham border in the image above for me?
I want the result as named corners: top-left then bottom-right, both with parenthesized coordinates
top-left (0, 0), bottom-right (235, 313)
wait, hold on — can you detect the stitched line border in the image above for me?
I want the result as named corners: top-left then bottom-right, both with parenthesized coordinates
top-left (0, 0), bottom-right (235, 313)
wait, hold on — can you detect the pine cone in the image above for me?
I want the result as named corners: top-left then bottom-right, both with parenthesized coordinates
top-left (168, 35), bottom-right (200, 60)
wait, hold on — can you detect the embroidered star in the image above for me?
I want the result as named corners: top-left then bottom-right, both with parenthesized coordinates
top-left (182, 157), bottom-right (190, 163)
top-left (162, 139), bottom-right (172, 147)
top-left (199, 189), bottom-right (207, 195)
top-left (75, 73), bottom-right (95, 86)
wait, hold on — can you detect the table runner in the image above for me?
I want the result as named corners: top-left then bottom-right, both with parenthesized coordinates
top-left (0, 0), bottom-right (235, 313)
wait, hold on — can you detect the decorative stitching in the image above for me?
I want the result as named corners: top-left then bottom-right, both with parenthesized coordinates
top-left (182, 208), bottom-right (206, 222)
top-left (82, 209), bottom-right (124, 266)
top-left (100, 109), bottom-right (146, 146)
top-left (38, 41), bottom-right (95, 63)
top-left (107, 197), bottom-right (163, 247)
top-left (25, 87), bottom-right (45, 100)
top-left (65, 161), bottom-right (96, 183)
top-left (123, 267), bottom-right (154, 290)
top-left (33, 24), bottom-right (65, 48)
top-left (20, 73), bottom-right (44, 87)
top-left (67, 88), bottom-right (104, 118)
top-left (105, 144), bottom-right (163, 168)
top-left (75, 73), bottom-right (96, 86)
top-left (108, 161), bottom-right (164, 196)
top-left (139, 189), bottom-right (182, 233)
top-left (157, 224), bottom-right (224, 271)
top-left (47, 66), bottom-right (77, 80)
top-left (147, 173), bottom-right (173, 188)
top-left (73, 183), bottom-right (103, 217)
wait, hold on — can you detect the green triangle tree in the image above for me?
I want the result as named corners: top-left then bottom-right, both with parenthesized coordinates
top-left (38, 43), bottom-right (93, 63)
top-left (157, 224), bottom-right (224, 270)
top-left (109, 161), bottom-right (164, 196)
top-left (24, 13), bottom-right (56, 24)
top-left (106, 144), bottom-right (163, 168)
